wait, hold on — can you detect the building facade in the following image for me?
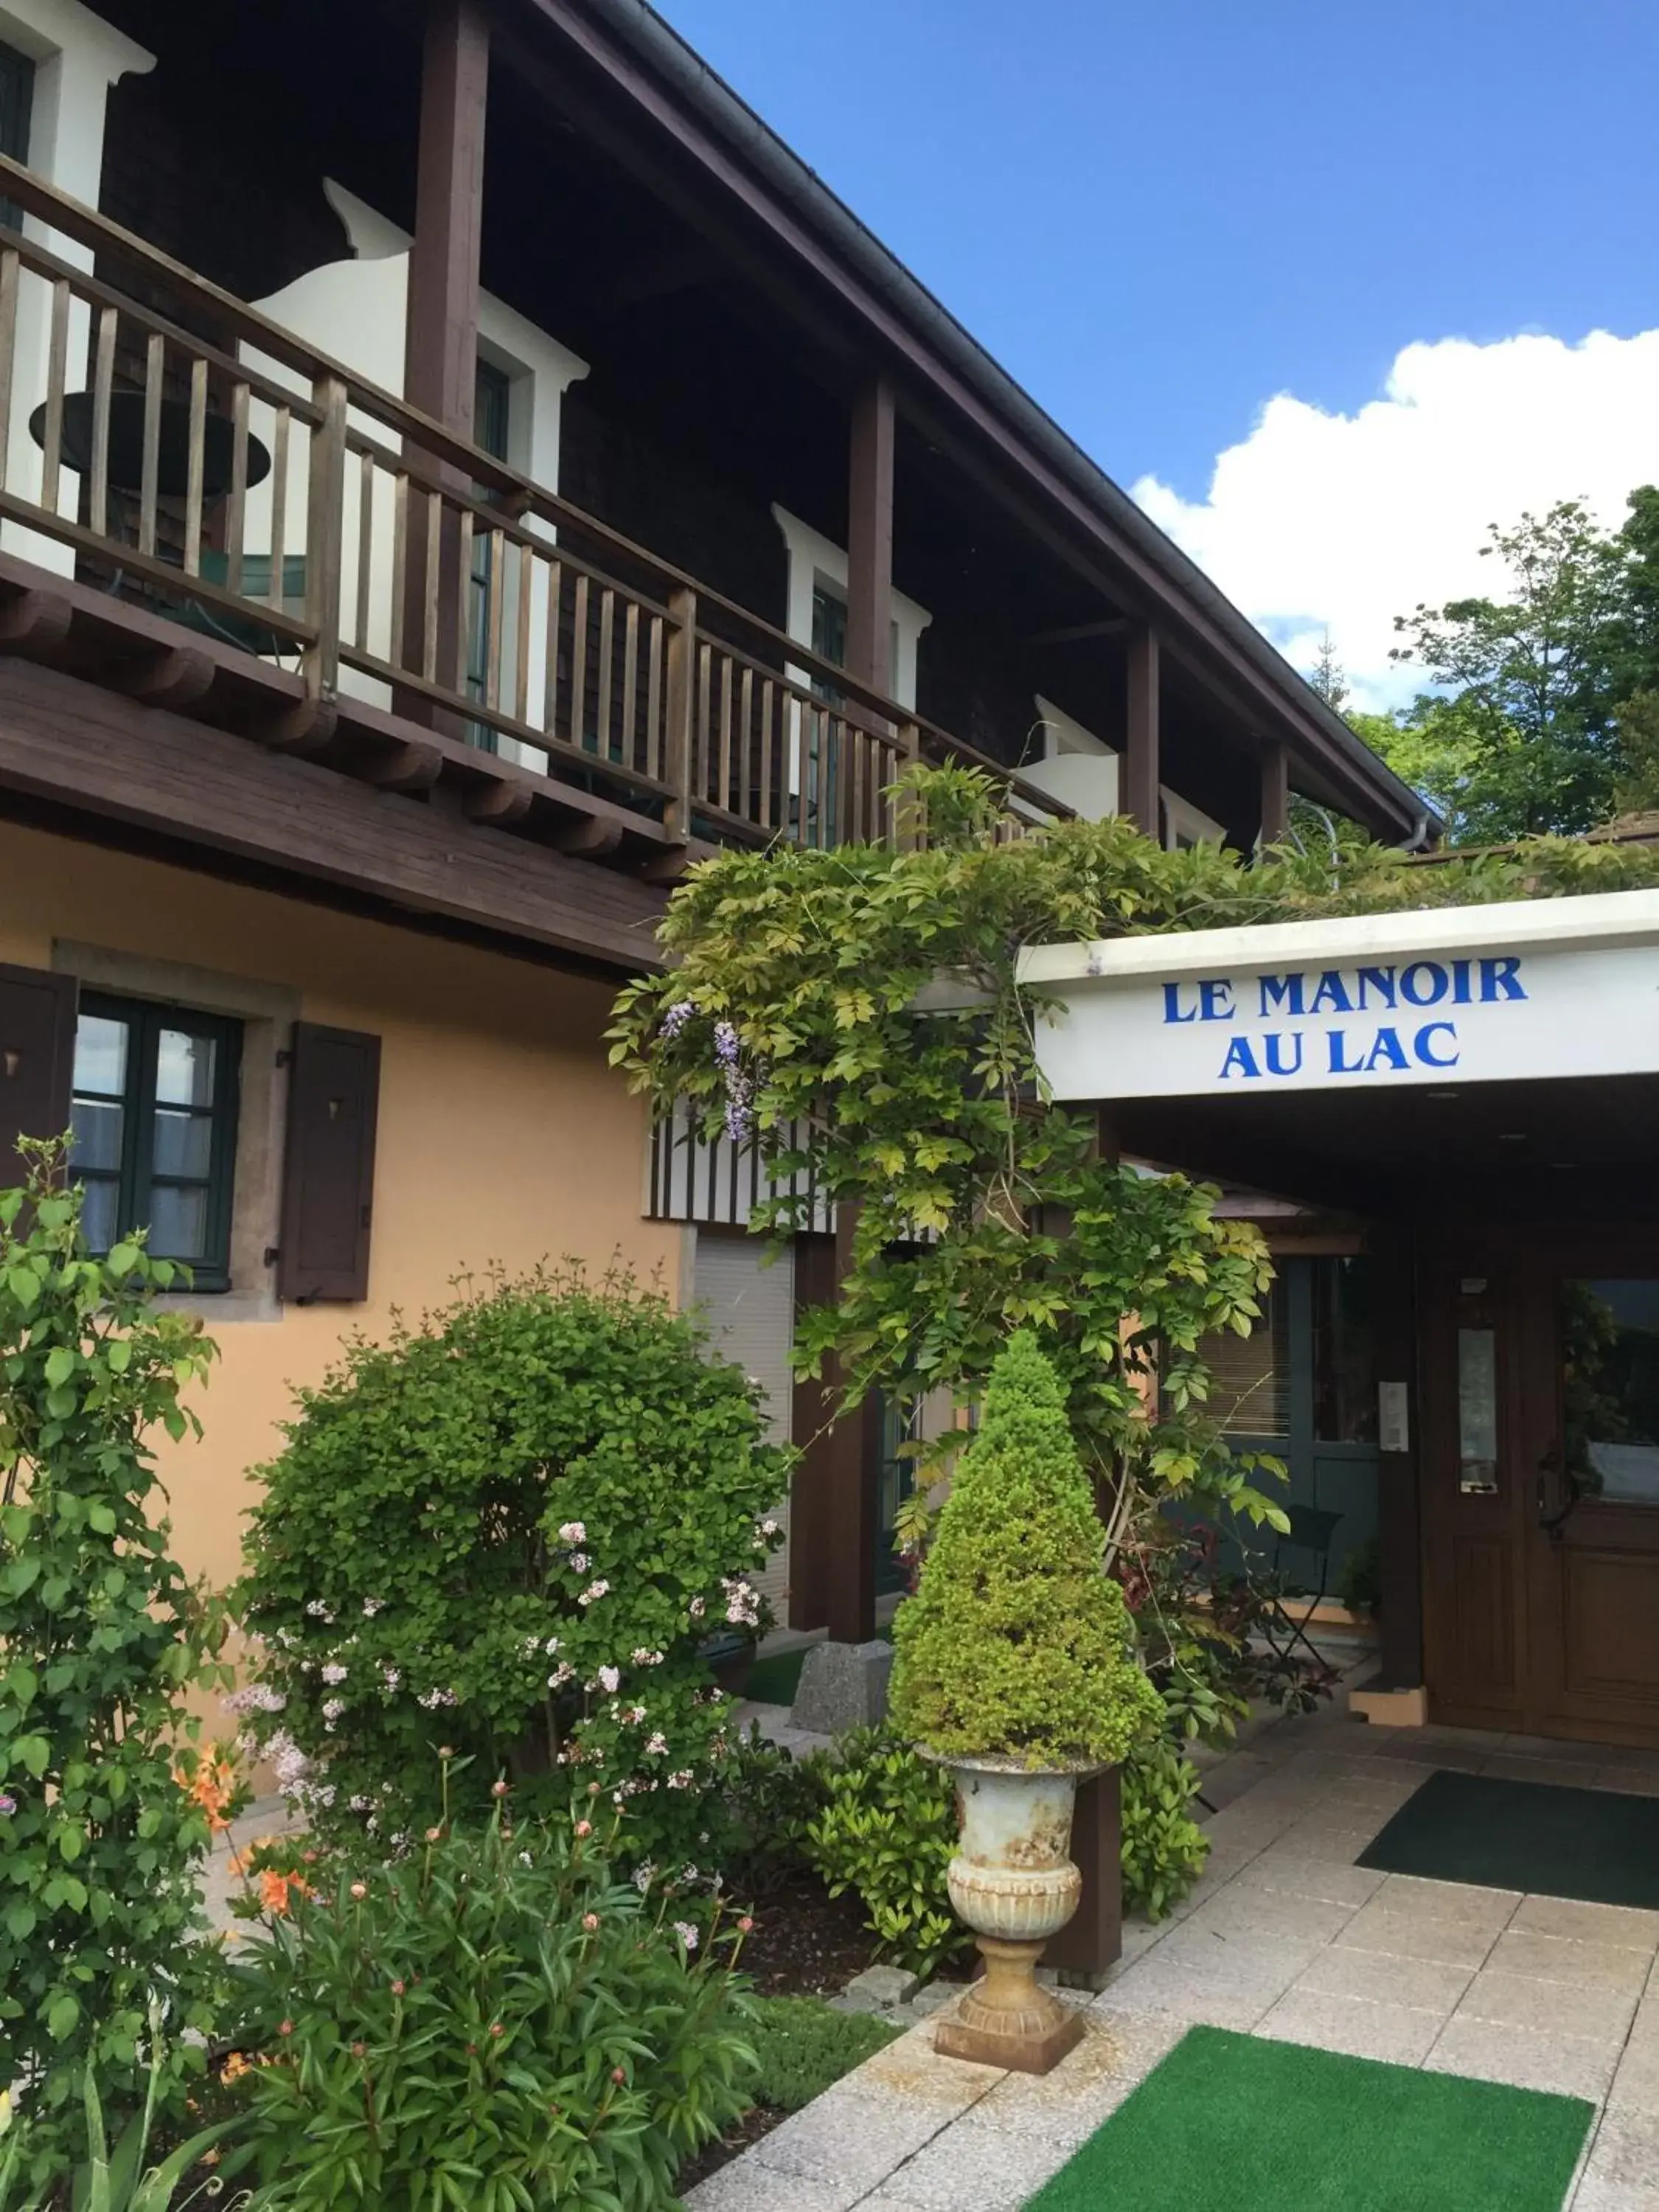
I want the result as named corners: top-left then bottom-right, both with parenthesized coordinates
top-left (0, 0), bottom-right (1425, 1627)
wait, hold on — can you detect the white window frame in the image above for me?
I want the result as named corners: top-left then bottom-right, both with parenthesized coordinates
top-left (771, 504), bottom-right (931, 711)
top-left (1161, 788), bottom-right (1225, 849)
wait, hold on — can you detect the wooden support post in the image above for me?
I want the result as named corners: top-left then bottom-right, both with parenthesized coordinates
top-left (787, 1223), bottom-right (879, 1644)
top-left (1044, 1765), bottom-right (1122, 1985)
top-left (406, 0), bottom-right (488, 439)
top-left (1123, 626), bottom-right (1160, 839)
top-left (400, 0), bottom-right (488, 715)
top-left (1259, 737), bottom-right (1290, 850)
top-left (1046, 1094), bottom-right (1127, 1985)
top-left (845, 375), bottom-right (894, 696)
top-left (662, 585), bottom-right (697, 844)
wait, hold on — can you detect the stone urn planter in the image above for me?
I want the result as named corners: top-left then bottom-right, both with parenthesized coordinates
top-left (931, 1756), bottom-right (1096, 2073)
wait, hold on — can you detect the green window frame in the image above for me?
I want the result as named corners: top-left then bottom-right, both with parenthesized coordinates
top-left (69, 992), bottom-right (242, 1290)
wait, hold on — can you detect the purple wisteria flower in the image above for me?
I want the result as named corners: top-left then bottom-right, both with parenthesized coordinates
top-left (660, 999), bottom-right (695, 1041)
top-left (713, 1020), bottom-right (740, 1067)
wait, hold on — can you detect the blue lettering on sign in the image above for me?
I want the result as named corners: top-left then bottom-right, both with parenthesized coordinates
top-left (1218, 1037), bottom-right (1261, 1079)
top-left (1181, 952), bottom-right (1530, 1082)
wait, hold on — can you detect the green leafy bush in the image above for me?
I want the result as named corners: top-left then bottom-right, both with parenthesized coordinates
top-left (1336, 1534), bottom-right (1382, 1618)
top-left (743, 1996), bottom-right (902, 2113)
top-left (1120, 1737), bottom-right (1210, 1922)
top-left (229, 1776), bottom-right (757, 2211)
top-left (0, 1145), bottom-right (232, 2170)
top-left (231, 1265), bottom-right (788, 1871)
top-left (718, 1728), bottom-right (829, 1897)
top-left (890, 1332), bottom-right (1161, 1768)
top-left (800, 1728), bottom-right (965, 1977)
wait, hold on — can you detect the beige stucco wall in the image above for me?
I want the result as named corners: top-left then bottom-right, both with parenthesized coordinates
top-left (0, 818), bottom-right (681, 1596)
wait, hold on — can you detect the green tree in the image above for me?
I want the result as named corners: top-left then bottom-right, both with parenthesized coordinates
top-left (0, 1142), bottom-right (230, 2172)
top-left (1387, 500), bottom-right (1626, 840)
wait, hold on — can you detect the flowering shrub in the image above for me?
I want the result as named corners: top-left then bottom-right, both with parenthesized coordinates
top-left (227, 1777), bottom-right (758, 2209)
top-left (232, 1265), bottom-right (788, 1868)
top-left (0, 1145), bottom-right (233, 2173)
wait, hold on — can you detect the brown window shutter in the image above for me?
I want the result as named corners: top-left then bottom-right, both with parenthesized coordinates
top-left (0, 961), bottom-right (76, 1183)
top-left (277, 1023), bottom-right (380, 1304)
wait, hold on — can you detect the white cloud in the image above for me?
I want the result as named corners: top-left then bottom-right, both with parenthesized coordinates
top-left (1133, 328), bottom-right (1659, 711)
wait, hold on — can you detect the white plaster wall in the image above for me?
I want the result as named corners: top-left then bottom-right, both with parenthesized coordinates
top-left (243, 184), bottom-right (589, 749)
top-left (0, 0), bottom-right (152, 574)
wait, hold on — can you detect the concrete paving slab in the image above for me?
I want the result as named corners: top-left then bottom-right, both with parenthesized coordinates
top-left (973, 2012), bottom-right (1183, 2149)
top-left (748, 2087), bottom-right (952, 2199)
top-left (1571, 2110), bottom-right (1659, 2211)
top-left (1335, 1897), bottom-right (1503, 1969)
top-left (1425, 2014), bottom-right (1621, 2103)
top-left (880, 2112), bottom-right (1071, 2211)
top-left (1254, 1987), bottom-right (1447, 2065)
top-left (1455, 1966), bottom-right (1638, 2046)
top-left (1295, 1943), bottom-right (1476, 2014)
top-left (1511, 1895), bottom-right (1659, 1952)
top-left (1486, 1928), bottom-right (1655, 1997)
top-left (1229, 1850), bottom-right (1389, 1909)
top-left (1371, 1872), bottom-right (1523, 1929)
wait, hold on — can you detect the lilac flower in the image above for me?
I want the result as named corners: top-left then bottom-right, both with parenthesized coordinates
top-left (568, 1552), bottom-right (591, 1575)
top-left (0, 1795), bottom-right (15, 1817)
top-left (632, 1863), bottom-right (656, 1893)
top-left (674, 1920), bottom-right (699, 1951)
top-left (688, 1596), bottom-right (706, 1621)
top-left (667, 1770), bottom-right (695, 1790)
top-left (597, 1665), bottom-right (621, 1694)
top-left (631, 1647), bottom-right (664, 1666)
top-left (544, 1636), bottom-right (561, 1656)
top-left (361, 1599), bottom-right (384, 1617)
top-left (382, 1666), bottom-right (402, 1691)
top-left (223, 1683), bottom-right (286, 1716)
top-left (548, 1662), bottom-right (575, 1690)
top-left (417, 1687), bottom-right (459, 1710)
top-left (321, 1698), bottom-right (346, 1731)
top-left (321, 1663), bottom-right (349, 1687)
top-left (646, 1732), bottom-right (669, 1756)
top-left (557, 1521), bottom-right (587, 1545)
top-left (660, 1000), bottom-right (695, 1041)
top-left (579, 1580), bottom-right (610, 1607)
top-left (305, 1600), bottom-right (334, 1622)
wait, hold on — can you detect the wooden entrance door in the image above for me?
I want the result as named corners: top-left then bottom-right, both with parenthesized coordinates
top-left (1422, 1234), bottom-right (1659, 1747)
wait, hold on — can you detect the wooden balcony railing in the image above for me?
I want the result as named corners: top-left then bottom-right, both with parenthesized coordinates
top-left (0, 154), bottom-right (1062, 854)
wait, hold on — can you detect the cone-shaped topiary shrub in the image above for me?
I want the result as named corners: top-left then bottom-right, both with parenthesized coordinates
top-left (890, 1331), bottom-right (1161, 1768)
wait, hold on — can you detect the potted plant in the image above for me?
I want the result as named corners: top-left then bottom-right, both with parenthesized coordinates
top-left (890, 1331), bottom-right (1160, 2073)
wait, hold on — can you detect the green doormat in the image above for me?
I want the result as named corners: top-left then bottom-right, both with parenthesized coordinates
top-left (1025, 2026), bottom-right (1591, 2212)
top-left (745, 1645), bottom-right (809, 1706)
top-left (1357, 1768), bottom-right (1659, 1908)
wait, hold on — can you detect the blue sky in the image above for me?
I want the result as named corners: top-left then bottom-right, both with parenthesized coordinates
top-left (653, 0), bottom-right (1659, 703)
top-left (653, 0), bottom-right (1657, 495)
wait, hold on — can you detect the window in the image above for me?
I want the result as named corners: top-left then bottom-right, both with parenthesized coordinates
top-left (465, 355), bottom-right (514, 738)
top-left (70, 994), bottom-right (242, 1290)
top-left (0, 41), bottom-right (34, 232)
top-left (1312, 1256), bottom-right (1378, 1443)
top-left (1186, 1281), bottom-right (1291, 1436)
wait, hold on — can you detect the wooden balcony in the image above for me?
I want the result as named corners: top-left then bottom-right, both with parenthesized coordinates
top-left (0, 155), bottom-right (1060, 887)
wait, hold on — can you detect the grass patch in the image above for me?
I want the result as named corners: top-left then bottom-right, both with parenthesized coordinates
top-left (744, 1994), bottom-right (905, 2112)
top-left (1028, 2026), bottom-right (1593, 2212)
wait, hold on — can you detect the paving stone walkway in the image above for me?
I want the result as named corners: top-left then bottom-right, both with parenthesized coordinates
top-left (687, 1704), bottom-right (1659, 2212)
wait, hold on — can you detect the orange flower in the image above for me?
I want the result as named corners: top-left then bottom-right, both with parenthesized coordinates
top-left (259, 1868), bottom-right (313, 1917)
top-left (175, 1753), bottom-right (240, 1835)
top-left (220, 2052), bottom-right (251, 2084)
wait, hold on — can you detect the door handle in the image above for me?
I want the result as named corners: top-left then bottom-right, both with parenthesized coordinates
top-left (1537, 1447), bottom-right (1578, 1539)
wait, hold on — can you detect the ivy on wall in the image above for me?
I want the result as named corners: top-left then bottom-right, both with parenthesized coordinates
top-left (611, 767), bottom-right (1659, 1568)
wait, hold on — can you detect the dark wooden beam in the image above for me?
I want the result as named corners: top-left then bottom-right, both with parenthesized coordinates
top-left (1259, 738), bottom-right (1290, 847)
top-left (406, 0), bottom-right (490, 440)
top-left (0, 658), bottom-right (669, 973)
top-left (787, 1224), bottom-right (879, 1643)
top-left (587, 243), bottom-right (719, 323)
top-left (1123, 627), bottom-right (1159, 838)
top-left (403, 0), bottom-right (490, 712)
top-left (846, 376), bottom-right (895, 697)
top-left (1027, 618), bottom-right (1130, 647)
